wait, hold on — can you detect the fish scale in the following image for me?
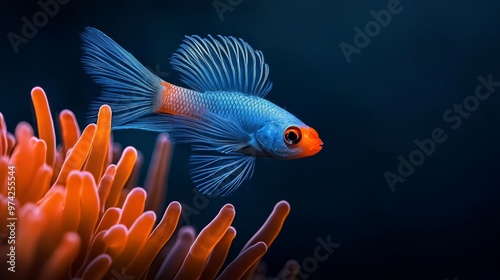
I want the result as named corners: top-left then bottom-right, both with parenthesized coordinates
top-left (164, 87), bottom-right (287, 132)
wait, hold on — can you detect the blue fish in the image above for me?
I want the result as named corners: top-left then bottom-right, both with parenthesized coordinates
top-left (81, 27), bottom-right (322, 196)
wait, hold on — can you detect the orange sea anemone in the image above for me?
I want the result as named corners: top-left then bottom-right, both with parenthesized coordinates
top-left (0, 87), bottom-right (299, 280)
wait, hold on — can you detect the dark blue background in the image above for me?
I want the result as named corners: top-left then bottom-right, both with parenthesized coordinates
top-left (2, 0), bottom-right (500, 279)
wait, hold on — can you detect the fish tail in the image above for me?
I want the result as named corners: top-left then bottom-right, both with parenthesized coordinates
top-left (81, 27), bottom-right (162, 127)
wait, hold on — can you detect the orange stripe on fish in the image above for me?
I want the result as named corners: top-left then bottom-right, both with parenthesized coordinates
top-left (156, 81), bottom-right (204, 118)
top-left (156, 81), bottom-right (181, 115)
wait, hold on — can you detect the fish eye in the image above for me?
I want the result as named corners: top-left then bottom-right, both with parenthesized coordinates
top-left (284, 126), bottom-right (302, 145)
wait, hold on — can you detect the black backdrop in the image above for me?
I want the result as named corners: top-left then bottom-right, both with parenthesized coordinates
top-left (2, 0), bottom-right (500, 279)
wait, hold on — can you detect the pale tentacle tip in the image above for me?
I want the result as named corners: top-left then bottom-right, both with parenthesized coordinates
top-left (31, 86), bottom-right (46, 96)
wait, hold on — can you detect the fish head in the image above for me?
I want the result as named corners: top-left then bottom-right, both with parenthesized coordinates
top-left (256, 120), bottom-right (323, 160)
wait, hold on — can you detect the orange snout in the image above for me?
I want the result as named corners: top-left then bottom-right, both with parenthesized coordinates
top-left (295, 126), bottom-right (323, 158)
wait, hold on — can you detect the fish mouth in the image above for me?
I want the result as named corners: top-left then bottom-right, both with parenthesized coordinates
top-left (308, 138), bottom-right (323, 155)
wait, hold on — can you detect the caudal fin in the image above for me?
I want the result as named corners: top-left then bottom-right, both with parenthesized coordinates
top-left (81, 27), bottom-right (161, 127)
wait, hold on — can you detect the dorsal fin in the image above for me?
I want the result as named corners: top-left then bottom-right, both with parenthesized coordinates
top-left (170, 35), bottom-right (273, 97)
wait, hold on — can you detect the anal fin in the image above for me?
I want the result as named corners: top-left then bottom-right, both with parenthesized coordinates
top-left (189, 150), bottom-right (256, 197)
